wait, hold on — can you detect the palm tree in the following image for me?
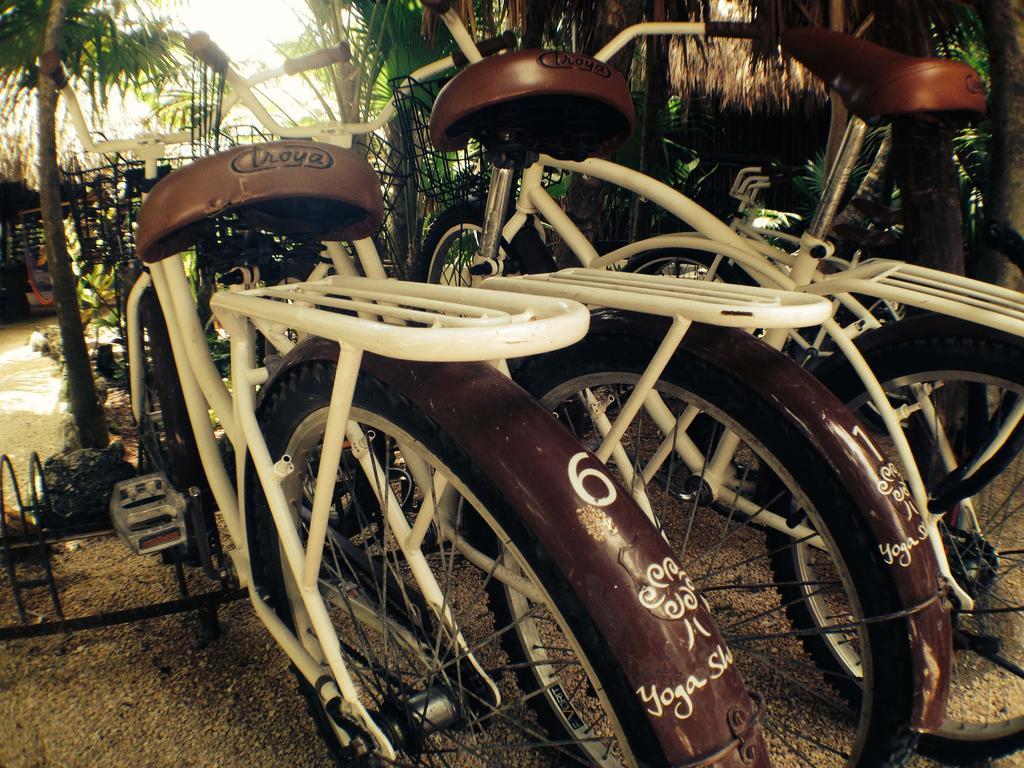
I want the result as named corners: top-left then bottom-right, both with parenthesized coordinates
top-left (0, 0), bottom-right (178, 449)
top-left (278, 0), bottom-right (455, 273)
top-left (976, 0), bottom-right (1024, 290)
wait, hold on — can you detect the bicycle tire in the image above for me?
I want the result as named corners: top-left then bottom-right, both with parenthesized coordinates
top-left (133, 286), bottom-right (203, 483)
top-left (625, 247), bottom-right (753, 284)
top-left (812, 327), bottom-right (1024, 763)
top-left (247, 360), bottom-right (679, 766)
top-left (415, 204), bottom-right (554, 285)
top-left (515, 333), bottom-right (919, 768)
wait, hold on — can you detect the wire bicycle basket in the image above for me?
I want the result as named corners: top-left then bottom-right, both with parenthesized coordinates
top-left (390, 73), bottom-right (489, 209)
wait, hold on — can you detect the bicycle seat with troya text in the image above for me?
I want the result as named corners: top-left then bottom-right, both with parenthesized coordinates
top-left (781, 27), bottom-right (986, 122)
top-left (429, 49), bottom-right (635, 164)
top-left (135, 140), bottom-right (384, 263)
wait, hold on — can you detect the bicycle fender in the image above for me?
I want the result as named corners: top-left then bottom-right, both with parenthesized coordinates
top-left (262, 337), bottom-right (769, 768)
top-left (587, 309), bottom-right (953, 732)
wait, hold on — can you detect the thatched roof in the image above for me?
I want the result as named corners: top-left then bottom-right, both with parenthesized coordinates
top-left (667, 1), bottom-right (823, 112)
top-left (0, 98), bottom-right (38, 189)
top-left (0, 97), bottom-right (93, 191)
top-left (664, 0), bottom-right (965, 112)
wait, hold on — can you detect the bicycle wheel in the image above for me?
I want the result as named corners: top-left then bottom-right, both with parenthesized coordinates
top-left (133, 284), bottom-right (195, 479)
top-left (815, 328), bottom-right (1024, 763)
top-left (515, 334), bottom-right (918, 768)
top-left (248, 360), bottom-right (674, 766)
top-left (415, 205), bottom-right (554, 286)
top-left (626, 248), bottom-right (752, 284)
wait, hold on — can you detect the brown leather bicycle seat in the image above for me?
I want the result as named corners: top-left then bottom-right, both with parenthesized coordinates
top-left (429, 49), bottom-right (635, 161)
top-left (781, 28), bottom-right (986, 121)
top-left (136, 141), bottom-right (384, 263)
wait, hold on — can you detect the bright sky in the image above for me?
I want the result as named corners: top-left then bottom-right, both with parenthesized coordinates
top-left (80, 0), bottom-right (327, 142)
top-left (174, 0), bottom-right (313, 69)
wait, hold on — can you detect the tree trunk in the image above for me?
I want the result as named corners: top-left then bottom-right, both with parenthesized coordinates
top-left (522, 0), bottom-right (552, 48)
top-left (557, 0), bottom-right (643, 266)
top-left (822, 0), bottom-right (848, 174)
top-left (634, 33), bottom-right (669, 240)
top-left (890, 118), bottom-right (964, 274)
top-left (884, 17), bottom-right (966, 276)
top-left (37, 0), bottom-right (108, 449)
top-left (976, 0), bottom-right (1024, 289)
top-left (834, 128), bottom-right (891, 228)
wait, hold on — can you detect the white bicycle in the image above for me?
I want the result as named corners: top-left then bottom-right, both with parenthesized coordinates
top-left (413, 11), bottom-right (1024, 764)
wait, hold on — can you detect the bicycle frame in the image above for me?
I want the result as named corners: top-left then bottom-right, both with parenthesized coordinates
top-left (57, 35), bottom-right (786, 764)
top-left (404, 11), bottom-right (1021, 616)
top-left (123, 160), bottom-right (785, 768)
top-left (481, 137), bottom-right (1024, 612)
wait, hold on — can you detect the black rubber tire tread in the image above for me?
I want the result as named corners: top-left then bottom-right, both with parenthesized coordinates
top-left (811, 330), bottom-right (1024, 764)
top-left (135, 287), bottom-right (203, 486)
top-left (246, 359), bottom-right (670, 766)
top-left (515, 333), bottom-right (919, 768)
top-left (413, 204), bottom-right (554, 284)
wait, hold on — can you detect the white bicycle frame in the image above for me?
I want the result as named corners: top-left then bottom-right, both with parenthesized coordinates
top-left (63, 43), bottom-right (562, 755)
top-left (483, 149), bottom-right (1024, 612)
top-left (419, 15), bottom-right (1024, 611)
top-left (60, 27), bottom-right (835, 756)
top-left (466, 88), bottom-right (1024, 618)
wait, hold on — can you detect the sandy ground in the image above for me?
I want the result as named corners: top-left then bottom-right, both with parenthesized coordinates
top-left (0, 316), bottom-right (331, 767)
top-left (0, 537), bottom-right (331, 768)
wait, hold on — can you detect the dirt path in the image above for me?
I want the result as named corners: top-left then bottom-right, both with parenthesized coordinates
top-left (0, 315), bottom-right (64, 482)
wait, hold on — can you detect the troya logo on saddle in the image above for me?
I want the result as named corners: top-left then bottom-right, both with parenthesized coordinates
top-left (537, 51), bottom-right (612, 78)
top-left (230, 145), bottom-right (334, 174)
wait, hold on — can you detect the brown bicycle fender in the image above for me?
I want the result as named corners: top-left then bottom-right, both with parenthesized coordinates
top-left (587, 309), bottom-right (953, 731)
top-left (260, 337), bottom-right (769, 768)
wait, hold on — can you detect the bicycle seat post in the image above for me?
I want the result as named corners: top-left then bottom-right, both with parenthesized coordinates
top-left (806, 117), bottom-right (868, 241)
top-left (475, 165), bottom-right (517, 274)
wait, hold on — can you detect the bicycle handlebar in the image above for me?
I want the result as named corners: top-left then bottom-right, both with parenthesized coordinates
top-left (186, 32), bottom-right (230, 74)
top-left (282, 43), bottom-right (352, 75)
top-left (452, 31), bottom-right (516, 67)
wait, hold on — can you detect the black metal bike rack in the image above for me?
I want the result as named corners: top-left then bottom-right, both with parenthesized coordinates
top-left (0, 452), bottom-right (244, 642)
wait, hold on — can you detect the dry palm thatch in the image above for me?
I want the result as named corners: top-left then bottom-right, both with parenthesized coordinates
top-left (428, 0), bottom-right (966, 112)
top-left (0, 96), bottom-right (92, 189)
top-left (664, 0), bottom-right (967, 112)
top-left (668, 0), bottom-right (822, 112)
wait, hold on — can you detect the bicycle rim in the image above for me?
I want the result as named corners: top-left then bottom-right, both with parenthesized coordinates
top-left (537, 371), bottom-right (886, 767)
top-left (849, 369), bottom-right (1024, 745)
top-left (257, 392), bottom-right (650, 766)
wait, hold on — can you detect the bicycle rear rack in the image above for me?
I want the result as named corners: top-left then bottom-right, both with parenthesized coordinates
top-left (210, 275), bottom-right (592, 362)
top-left (484, 267), bottom-right (834, 329)
top-left (808, 259), bottom-right (1024, 338)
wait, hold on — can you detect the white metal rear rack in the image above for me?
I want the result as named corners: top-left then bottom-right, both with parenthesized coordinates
top-left (484, 267), bottom-right (834, 329)
top-left (208, 275), bottom-right (592, 752)
top-left (211, 276), bottom-right (591, 362)
top-left (484, 268), bottom-right (830, 537)
top-left (808, 259), bottom-right (1024, 338)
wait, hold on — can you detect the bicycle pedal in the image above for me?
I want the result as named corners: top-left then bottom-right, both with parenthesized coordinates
top-left (109, 473), bottom-right (187, 555)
